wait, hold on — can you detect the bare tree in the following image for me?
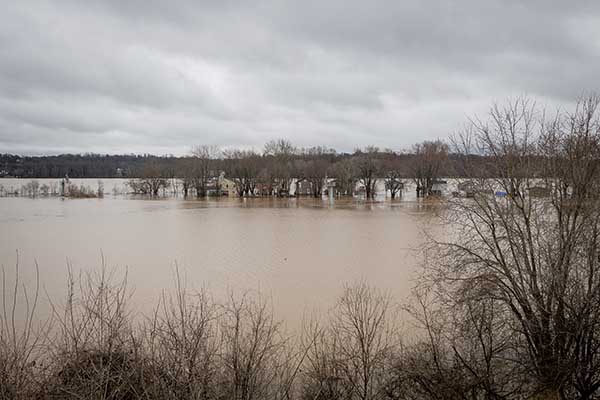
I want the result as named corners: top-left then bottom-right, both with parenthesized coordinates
top-left (129, 161), bottom-right (170, 196)
top-left (383, 156), bottom-right (404, 199)
top-left (410, 141), bottom-right (448, 197)
top-left (223, 150), bottom-right (261, 197)
top-left (258, 158), bottom-right (278, 196)
top-left (177, 157), bottom-right (195, 197)
top-left (302, 159), bottom-right (328, 198)
top-left (299, 318), bottom-right (347, 400)
top-left (332, 283), bottom-right (396, 400)
top-left (330, 159), bottom-right (356, 197)
top-left (264, 139), bottom-right (297, 197)
top-left (355, 147), bottom-right (381, 200)
top-left (432, 95), bottom-right (600, 399)
top-left (191, 145), bottom-right (221, 198)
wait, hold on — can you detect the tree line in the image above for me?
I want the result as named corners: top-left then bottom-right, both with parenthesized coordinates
top-left (1, 142), bottom-right (486, 199)
top-left (0, 153), bottom-right (164, 179)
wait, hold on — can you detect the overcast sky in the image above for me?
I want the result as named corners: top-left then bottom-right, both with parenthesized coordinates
top-left (1, 1), bottom-right (599, 155)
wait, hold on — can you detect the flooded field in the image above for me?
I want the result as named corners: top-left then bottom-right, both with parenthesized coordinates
top-left (0, 178), bottom-right (444, 325)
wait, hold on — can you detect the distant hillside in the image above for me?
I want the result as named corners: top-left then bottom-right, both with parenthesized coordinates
top-left (0, 152), bottom-right (488, 179)
top-left (0, 154), bottom-right (180, 178)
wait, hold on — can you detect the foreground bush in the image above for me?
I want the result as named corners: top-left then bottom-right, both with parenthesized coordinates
top-left (3, 257), bottom-right (600, 399)
top-left (1, 261), bottom-right (405, 400)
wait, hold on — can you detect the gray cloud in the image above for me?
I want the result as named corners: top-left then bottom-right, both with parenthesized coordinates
top-left (1, 0), bottom-right (599, 155)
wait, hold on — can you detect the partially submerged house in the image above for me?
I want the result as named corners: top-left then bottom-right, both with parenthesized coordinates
top-left (431, 180), bottom-right (447, 196)
top-left (295, 179), bottom-right (312, 196)
top-left (217, 173), bottom-right (236, 196)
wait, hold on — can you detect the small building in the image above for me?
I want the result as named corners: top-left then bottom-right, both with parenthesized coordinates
top-left (431, 180), bottom-right (447, 196)
top-left (206, 180), bottom-right (221, 196)
top-left (218, 173), bottom-right (236, 197)
top-left (296, 180), bottom-right (312, 196)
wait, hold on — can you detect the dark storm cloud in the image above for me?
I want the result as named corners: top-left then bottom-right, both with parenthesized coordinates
top-left (1, 0), bottom-right (599, 155)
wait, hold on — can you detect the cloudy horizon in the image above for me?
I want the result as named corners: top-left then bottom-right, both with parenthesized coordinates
top-left (1, 1), bottom-right (599, 156)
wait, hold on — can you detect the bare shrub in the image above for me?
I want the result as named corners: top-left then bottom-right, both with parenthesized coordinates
top-left (97, 180), bottom-right (104, 198)
top-left (39, 184), bottom-right (50, 196)
top-left (299, 282), bottom-right (398, 400)
top-left (128, 162), bottom-right (170, 196)
top-left (355, 147), bottom-right (381, 200)
top-left (46, 262), bottom-right (147, 399)
top-left (142, 267), bottom-right (219, 399)
top-left (0, 259), bottom-right (51, 399)
top-left (21, 180), bottom-right (40, 197)
top-left (299, 317), bottom-right (346, 400)
top-left (218, 291), bottom-right (291, 400)
top-left (66, 183), bottom-right (98, 198)
top-left (390, 287), bottom-right (527, 400)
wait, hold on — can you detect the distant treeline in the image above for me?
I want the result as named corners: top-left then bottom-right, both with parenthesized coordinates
top-left (0, 143), bottom-right (484, 180)
top-left (1, 141), bottom-right (492, 199)
top-left (0, 153), bottom-right (174, 178)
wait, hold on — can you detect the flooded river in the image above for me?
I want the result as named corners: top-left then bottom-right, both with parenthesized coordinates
top-left (0, 178), bottom-right (444, 325)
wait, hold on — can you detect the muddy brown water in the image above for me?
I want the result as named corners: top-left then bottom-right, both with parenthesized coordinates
top-left (0, 178), bottom-right (446, 327)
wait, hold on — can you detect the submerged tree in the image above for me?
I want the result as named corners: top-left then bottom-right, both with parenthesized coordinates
top-left (264, 139), bottom-right (297, 197)
top-left (330, 159), bottom-right (356, 197)
top-left (191, 145), bottom-right (220, 198)
top-left (128, 161), bottom-right (170, 195)
top-left (178, 157), bottom-right (194, 197)
top-left (223, 149), bottom-right (261, 197)
top-left (355, 147), bottom-right (381, 200)
top-left (410, 140), bottom-right (448, 197)
top-left (301, 158), bottom-right (329, 198)
top-left (383, 156), bottom-right (405, 200)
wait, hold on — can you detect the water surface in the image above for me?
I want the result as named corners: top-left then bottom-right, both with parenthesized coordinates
top-left (0, 178), bottom-right (444, 325)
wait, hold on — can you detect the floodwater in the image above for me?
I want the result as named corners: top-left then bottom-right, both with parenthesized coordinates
top-left (0, 178), bottom-right (445, 326)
